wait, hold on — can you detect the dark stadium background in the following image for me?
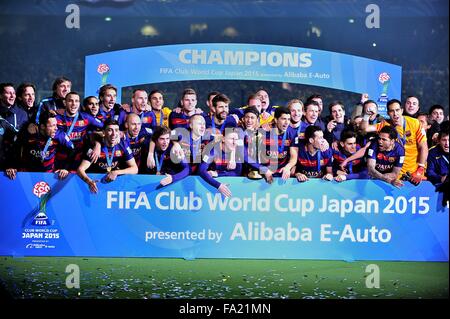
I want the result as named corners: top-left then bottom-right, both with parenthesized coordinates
top-left (0, 0), bottom-right (448, 114)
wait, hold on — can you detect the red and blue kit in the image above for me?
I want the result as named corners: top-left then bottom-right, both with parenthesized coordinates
top-left (296, 142), bottom-right (333, 178)
top-left (84, 139), bottom-right (134, 173)
top-left (16, 130), bottom-right (74, 172)
top-left (168, 111), bottom-right (205, 130)
top-left (125, 130), bottom-right (151, 172)
top-left (248, 126), bottom-right (297, 176)
top-left (117, 109), bottom-right (156, 133)
top-left (56, 111), bottom-right (104, 169)
top-left (149, 143), bottom-right (189, 184)
top-left (204, 115), bottom-right (238, 136)
top-left (199, 143), bottom-right (243, 189)
top-left (366, 141), bottom-right (405, 174)
top-left (332, 145), bottom-right (368, 179)
top-left (179, 133), bottom-right (214, 174)
top-left (97, 104), bottom-right (121, 123)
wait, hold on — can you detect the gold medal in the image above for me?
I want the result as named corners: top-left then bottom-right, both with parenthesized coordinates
top-left (107, 166), bottom-right (112, 173)
top-left (156, 171), bottom-right (161, 175)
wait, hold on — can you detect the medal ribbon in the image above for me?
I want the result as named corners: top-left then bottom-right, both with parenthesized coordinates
top-left (155, 150), bottom-right (166, 174)
top-left (278, 129), bottom-right (287, 155)
top-left (103, 145), bottom-right (116, 170)
top-left (41, 137), bottom-right (52, 162)
top-left (64, 111), bottom-right (79, 137)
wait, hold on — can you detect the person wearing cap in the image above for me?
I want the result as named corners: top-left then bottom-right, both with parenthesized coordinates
top-left (241, 106), bottom-right (264, 179)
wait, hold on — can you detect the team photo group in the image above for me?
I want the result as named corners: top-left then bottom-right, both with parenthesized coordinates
top-left (0, 78), bottom-right (448, 198)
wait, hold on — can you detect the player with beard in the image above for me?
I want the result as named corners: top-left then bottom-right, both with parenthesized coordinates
top-left (246, 107), bottom-right (298, 184)
top-left (363, 99), bottom-right (428, 185)
top-left (205, 91), bottom-right (220, 118)
top-left (295, 125), bottom-right (333, 182)
top-left (77, 119), bottom-right (137, 194)
top-left (147, 89), bottom-right (197, 170)
top-left (204, 93), bottom-right (238, 136)
top-left (169, 88), bottom-right (204, 130)
top-left (5, 112), bottom-right (74, 180)
top-left (366, 125), bottom-right (405, 187)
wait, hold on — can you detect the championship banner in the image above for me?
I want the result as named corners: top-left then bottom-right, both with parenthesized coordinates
top-left (0, 173), bottom-right (447, 261)
top-left (85, 43), bottom-right (402, 117)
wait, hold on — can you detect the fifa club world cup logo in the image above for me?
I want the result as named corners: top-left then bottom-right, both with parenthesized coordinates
top-left (378, 72), bottom-right (391, 95)
top-left (32, 181), bottom-right (51, 226)
top-left (97, 63), bottom-right (110, 85)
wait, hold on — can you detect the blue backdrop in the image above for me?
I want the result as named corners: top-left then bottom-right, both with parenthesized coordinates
top-left (85, 43), bottom-right (401, 116)
top-left (0, 173), bottom-right (447, 261)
